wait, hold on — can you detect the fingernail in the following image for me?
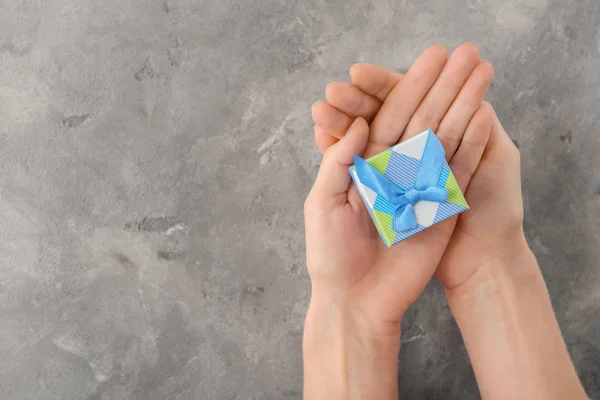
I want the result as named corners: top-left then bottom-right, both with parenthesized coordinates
top-left (348, 117), bottom-right (366, 134)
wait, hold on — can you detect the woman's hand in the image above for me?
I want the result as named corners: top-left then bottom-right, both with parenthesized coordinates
top-left (306, 43), bottom-right (494, 324)
top-left (435, 107), bottom-right (525, 289)
top-left (304, 43), bottom-right (494, 399)
top-left (309, 49), bottom-right (588, 399)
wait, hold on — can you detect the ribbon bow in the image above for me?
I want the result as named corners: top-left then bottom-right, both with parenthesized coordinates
top-left (354, 131), bottom-right (448, 232)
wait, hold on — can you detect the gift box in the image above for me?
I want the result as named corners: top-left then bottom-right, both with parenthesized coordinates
top-left (349, 128), bottom-right (469, 247)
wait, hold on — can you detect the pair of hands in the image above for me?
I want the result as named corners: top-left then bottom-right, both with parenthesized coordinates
top-left (304, 43), bottom-right (527, 332)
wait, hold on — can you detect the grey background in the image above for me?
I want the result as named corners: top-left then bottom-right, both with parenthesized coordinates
top-left (1, 0), bottom-right (599, 398)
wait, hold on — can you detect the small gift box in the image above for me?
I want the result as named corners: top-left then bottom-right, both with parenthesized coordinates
top-left (349, 129), bottom-right (469, 247)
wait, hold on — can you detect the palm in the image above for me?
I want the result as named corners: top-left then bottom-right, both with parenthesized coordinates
top-left (435, 123), bottom-right (523, 288)
top-left (308, 180), bottom-right (456, 323)
top-left (307, 44), bottom-right (495, 324)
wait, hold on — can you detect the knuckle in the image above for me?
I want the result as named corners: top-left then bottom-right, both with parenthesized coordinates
top-left (450, 161), bottom-right (472, 183)
top-left (460, 95), bottom-right (482, 112)
top-left (414, 107), bottom-right (441, 130)
top-left (411, 68), bottom-right (430, 89)
top-left (347, 89), bottom-right (365, 114)
top-left (440, 126), bottom-right (463, 148)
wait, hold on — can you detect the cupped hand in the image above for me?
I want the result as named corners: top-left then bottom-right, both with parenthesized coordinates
top-left (434, 108), bottom-right (525, 290)
top-left (311, 43), bottom-right (524, 297)
top-left (305, 44), bottom-right (494, 330)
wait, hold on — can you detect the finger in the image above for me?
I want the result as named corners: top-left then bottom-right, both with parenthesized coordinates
top-left (448, 102), bottom-right (493, 191)
top-left (326, 82), bottom-right (382, 122)
top-left (480, 105), bottom-right (521, 171)
top-left (369, 45), bottom-right (448, 148)
top-left (402, 43), bottom-right (481, 140)
top-left (311, 118), bottom-right (369, 209)
top-left (314, 125), bottom-right (339, 154)
top-left (437, 60), bottom-right (495, 159)
top-left (311, 101), bottom-right (354, 138)
top-left (323, 81), bottom-right (385, 132)
top-left (349, 63), bottom-right (403, 101)
top-left (489, 105), bottom-right (518, 150)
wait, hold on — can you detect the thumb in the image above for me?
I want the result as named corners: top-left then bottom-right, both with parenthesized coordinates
top-left (310, 117), bottom-right (370, 211)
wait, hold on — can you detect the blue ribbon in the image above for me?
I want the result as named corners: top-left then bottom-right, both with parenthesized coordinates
top-left (354, 130), bottom-right (449, 232)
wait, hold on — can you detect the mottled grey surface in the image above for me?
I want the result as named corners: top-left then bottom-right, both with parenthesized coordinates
top-left (0, 0), bottom-right (599, 399)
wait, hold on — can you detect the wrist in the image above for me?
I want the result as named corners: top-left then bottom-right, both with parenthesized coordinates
top-left (303, 295), bottom-right (400, 400)
top-left (445, 232), bottom-right (539, 314)
top-left (443, 236), bottom-right (588, 399)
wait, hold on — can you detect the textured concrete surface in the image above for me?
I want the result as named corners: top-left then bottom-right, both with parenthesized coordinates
top-left (1, 0), bottom-right (599, 398)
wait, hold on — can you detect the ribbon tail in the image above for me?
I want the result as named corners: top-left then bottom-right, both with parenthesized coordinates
top-left (393, 204), bottom-right (417, 232)
top-left (413, 129), bottom-right (447, 190)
